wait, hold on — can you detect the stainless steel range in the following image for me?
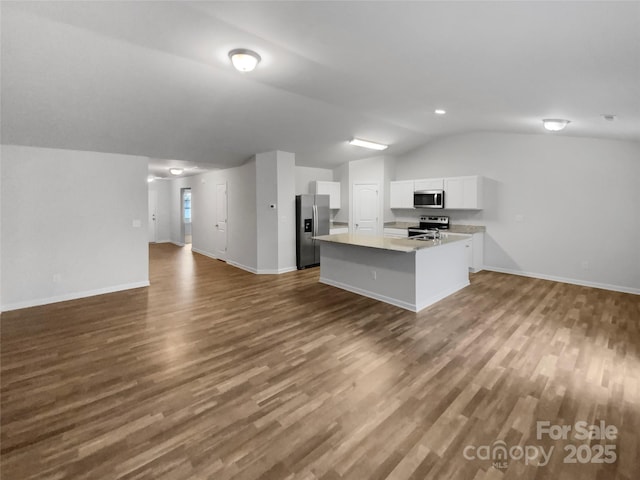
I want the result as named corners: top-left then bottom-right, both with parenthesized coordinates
top-left (407, 216), bottom-right (449, 238)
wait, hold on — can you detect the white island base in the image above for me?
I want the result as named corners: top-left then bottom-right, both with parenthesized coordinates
top-left (317, 235), bottom-right (469, 312)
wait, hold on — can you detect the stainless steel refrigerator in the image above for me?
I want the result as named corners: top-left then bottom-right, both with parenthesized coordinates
top-left (296, 194), bottom-right (330, 269)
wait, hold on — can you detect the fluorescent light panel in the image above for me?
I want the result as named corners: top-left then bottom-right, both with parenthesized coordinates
top-left (348, 138), bottom-right (388, 151)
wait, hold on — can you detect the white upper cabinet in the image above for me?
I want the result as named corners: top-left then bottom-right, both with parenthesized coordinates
top-left (389, 180), bottom-right (415, 208)
top-left (443, 176), bottom-right (483, 209)
top-left (414, 178), bottom-right (444, 191)
top-left (313, 181), bottom-right (341, 209)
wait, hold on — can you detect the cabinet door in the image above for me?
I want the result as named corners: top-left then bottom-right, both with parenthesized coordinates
top-left (444, 176), bottom-right (481, 209)
top-left (443, 177), bottom-right (465, 209)
top-left (389, 180), bottom-right (414, 208)
top-left (315, 181), bottom-right (341, 209)
top-left (329, 182), bottom-right (341, 209)
top-left (414, 178), bottom-right (443, 191)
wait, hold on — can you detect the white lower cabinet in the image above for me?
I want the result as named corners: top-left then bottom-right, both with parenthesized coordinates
top-left (443, 232), bottom-right (484, 272)
top-left (383, 228), bottom-right (408, 238)
top-left (330, 227), bottom-right (348, 234)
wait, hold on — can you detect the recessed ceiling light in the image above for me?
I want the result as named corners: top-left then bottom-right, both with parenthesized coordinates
top-left (147, 177), bottom-right (154, 183)
top-left (229, 48), bottom-right (261, 72)
top-left (542, 119), bottom-right (570, 132)
top-left (170, 168), bottom-right (184, 175)
top-left (434, 109), bottom-right (446, 115)
top-left (348, 138), bottom-right (388, 151)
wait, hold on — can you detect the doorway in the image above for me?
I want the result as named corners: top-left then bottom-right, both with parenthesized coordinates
top-left (180, 188), bottom-right (192, 245)
top-left (353, 183), bottom-right (380, 235)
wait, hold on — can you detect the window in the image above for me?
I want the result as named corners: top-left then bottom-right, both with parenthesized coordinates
top-left (183, 191), bottom-right (191, 223)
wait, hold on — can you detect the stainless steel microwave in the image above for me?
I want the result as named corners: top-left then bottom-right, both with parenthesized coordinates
top-left (414, 190), bottom-right (444, 208)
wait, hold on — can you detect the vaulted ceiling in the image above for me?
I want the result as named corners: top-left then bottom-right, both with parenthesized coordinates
top-left (2, 1), bottom-right (639, 172)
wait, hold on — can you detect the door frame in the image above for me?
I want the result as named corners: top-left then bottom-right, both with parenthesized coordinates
top-left (215, 182), bottom-right (228, 261)
top-left (148, 188), bottom-right (158, 243)
top-left (352, 182), bottom-right (381, 235)
top-left (179, 187), bottom-right (191, 246)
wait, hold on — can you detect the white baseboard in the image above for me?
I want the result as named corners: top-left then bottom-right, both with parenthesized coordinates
top-left (226, 260), bottom-right (258, 274)
top-left (191, 247), bottom-right (222, 261)
top-left (483, 266), bottom-right (639, 295)
top-left (320, 277), bottom-right (469, 312)
top-left (171, 241), bottom-right (185, 247)
top-left (256, 266), bottom-right (297, 275)
top-left (1, 281), bottom-right (150, 312)
top-left (320, 277), bottom-right (417, 311)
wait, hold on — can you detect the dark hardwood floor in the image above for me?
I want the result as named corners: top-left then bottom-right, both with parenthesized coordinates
top-left (1, 243), bottom-right (639, 479)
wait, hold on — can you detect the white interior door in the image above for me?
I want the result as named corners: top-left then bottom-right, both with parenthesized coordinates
top-left (215, 183), bottom-right (228, 260)
top-left (353, 183), bottom-right (379, 235)
top-left (148, 189), bottom-right (158, 243)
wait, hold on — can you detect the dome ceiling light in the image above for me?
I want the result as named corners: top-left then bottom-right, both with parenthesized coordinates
top-left (542, 119), bottom-right (570, 132)
top-left (229, 48), bottom-right (261, 72)
top-left (169, 168), bottom-right (184, 176)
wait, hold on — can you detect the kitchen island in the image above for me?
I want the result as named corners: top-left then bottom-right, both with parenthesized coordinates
top-left (314, 233), bottom-right (469, 312)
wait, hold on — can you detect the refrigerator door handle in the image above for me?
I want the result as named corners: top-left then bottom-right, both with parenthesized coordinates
top-left (312, 204), bottom-right (317, 235)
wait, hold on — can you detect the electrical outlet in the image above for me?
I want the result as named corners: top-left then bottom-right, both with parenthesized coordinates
top-left (372, 270), bottom-right (377, 280)
top-left (53, 274), bottom-right (62, 283)
top-left (581, 261), bottom-right (589, 270)
top-left (515, 214), bottom-right (524, 223)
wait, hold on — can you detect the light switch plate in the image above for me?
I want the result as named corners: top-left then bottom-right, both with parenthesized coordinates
top-left (132, 219), bottom-right (142, 228)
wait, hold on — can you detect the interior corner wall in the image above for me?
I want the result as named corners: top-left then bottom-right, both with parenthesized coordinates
top-left (395, 132), bottom-right (640, 293)
top-left (227, 159), bottom-right (257, 271)
top-left (294, 166), bottom-right (333, 195)
top-left (277, 152), bottom-right (296, 272)
top-left (0, 145), bottom-right (150, 311)
top-left (164, 158), bottom-right (258, 273)
top-left (332, 163), bottom-right (349, 223)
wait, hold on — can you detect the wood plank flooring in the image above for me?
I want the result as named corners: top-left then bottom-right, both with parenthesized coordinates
top-left (1, 243), bottom-right (639, 479)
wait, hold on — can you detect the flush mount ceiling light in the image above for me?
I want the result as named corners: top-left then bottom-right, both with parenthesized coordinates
top-left (434, 109), bottom-right (446, 115)
top-left (229, 48), bottom-right (261, 72)
top-left (348, 137), bottom-right (389, 151)
top-left (169, 168), bottom-right (184, 176)
top-left (147, 177), bottom-right (154, 183)
top-left (542, 119), bottom-right (570, 132)
top-left (602, 114), bottom-right (617, 122)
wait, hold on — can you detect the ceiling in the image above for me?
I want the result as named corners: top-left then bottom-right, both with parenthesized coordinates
top-left (2, 1), bottom-right (639, 172)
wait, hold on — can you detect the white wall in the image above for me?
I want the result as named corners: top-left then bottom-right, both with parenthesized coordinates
top-left (332, 163), bottom-right (349, 223)
top-left (165, 159), bottom-right (258, 272)
top-left (256, 152), bottom-right (279, 272)
top-left (277, 152), bottom-right (296, 272)
top-left (395, 132), bottom-right (640, 293)
top-left (294, 166), bottom-right (333, 195)
top-left (1, 145), bottom-right (149, 311)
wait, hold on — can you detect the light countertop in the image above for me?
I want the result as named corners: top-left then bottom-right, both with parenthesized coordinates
top-left (314, 233), bottom-right (467, 253)
top-left (448, 225), bottom-right (486, 234)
